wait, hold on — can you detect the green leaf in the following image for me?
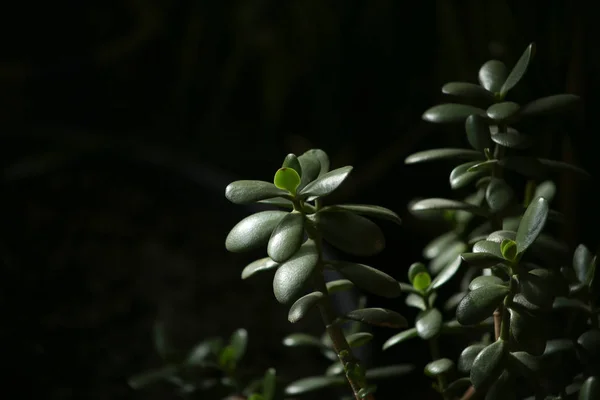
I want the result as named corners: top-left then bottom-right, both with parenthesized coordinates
top-left (470, 339), bottom-right (508, 391)
top-left (347, 332), bottom-right (374, 348)
top-left (326, 279), bottom-right (355, 294)
top-left (229, 328), bottom-right (248, 362)
top-left (424, 358), bottom-right (455, 377)
top-left (498, 156), bottom-right (546, 178)
top-left (317, 211), bottom-right (385, 256)
top-left (458, 344), bottom-right (486, 373)
top-left (329, 260), bottom-right (401, 298)
top-left (273, 240), bottom-right (319, 304)
top-left (579, 376), bottom-right (600, 400)
top-left (274, 167), bottom-right (301, 195)
top-left (469, 275), bottom-right (505, 291)
top-left (422, 104), bottom-right (487, 123)
top-left (500, 43), bottom-right (535, 96)
top-left (538, 158), bottom-right (591, 179)
top-left (519, 268), bottom-right (557, 308)
top-left (577, 329), bottom-right (600, 366)
top-left (321, 204), bottom-right (401, 225)
top-left (450, 162), bottom-right (486, 189)
top-left (534, 180), bottom-right (556, 203)
top-left (408, 262), bottom-right (427, 283)
top-left (248, 394), bottom-right (265, 400)
top-left (267, 212), bottom-right (305, 263)
top-left (489, 126), bottom-right (532, 149)
top-left (258, 197), bottom-right (294, 208)
top-left (365, 364), bottom-right (415, 380)
top-left (410, 198), bottom-right (488, 217)
top-left (282, 333), bottom-right (324, 348)
top-left (500, 239), bottom-right (518, 261)
top-left (226, 180), bottom-right (290, 205)
top-left (325, 361), bottom-right (344, 376)
top-left (552, 297), bottom-right (591, 315)
top-left (288, 291), bottom-right (324, 323)
top-left (285, 376), bottom-right (345, 395)
top-left (423, 231), bottom-right (460, 259)
top-left (479, 60), bottom-right (508, 92)
top-left (382, 328), bottom-right (419, 350)
top-left (444, 377), bottom-right (472, 397)
top-left (485, 370), bottom-right (516, 400)
top-left (358, 385), bottom-right (377, 399)
top-left (128, 365), bottom-right (179, 389)
top-left (431, 255), bottom-right (462, 289)
top-left (442, 82), bottom-right (496, 100)
top-left (344, 308), bottom-right (408, 329)
top-left (457, 285), bottom-right (509, 325)
top-left (473, 240), bottom-right (504, 260)
top-left (416, 308), bottom-right (443, 340)
top-left (297, 151), bottom-right (321, 189)
top-left (405, 148), bottom-right (483, 164)
top-left (226, 211), bottom-right (288, 252)
top-left (406, 293), bottom-right (427, 310)
top-left (241, 257), bottom-right (279, 279)
top-left (487, 230), bottom-right (516, 243)
top-left (305, 149), bottom-right (330, 176)
top-left (282, 153), bottom-right (302, 176)
top-left (429, 241), bottom-right (468, 275)
top-left (465, 114), bottom-right (492, 151)
top-left (262, 368), bottom-right (276, 400)
top-left (444, 292), bottom-right (467, 311)
top-left (486, 178), bottom-right (515, 212)
top-left (298, 166), bottom-right (353, 198)
top-left (520, 94), bottom-right (580, 117)
top-left (510, 309), bottom-right (546, 356)
top-left (466, 159), bottom-right (498, 173)
top-left (574, 244), bottom-right (594, 284)
top-left (413, 272), bottom-right (432, 291)
top-left (486, 102), bottom-right (520, 122)
top-left (516, 197), bottom-right (549, 253)
top-left (461, 252), bottom-right (503, 268)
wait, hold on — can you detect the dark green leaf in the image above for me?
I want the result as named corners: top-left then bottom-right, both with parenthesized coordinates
top-left (267, 212), bottom-right (305, 262)
top-left (574, 244), bottom-right (594, 284)
top-left (516, 197), bottom-right (549, 254)
top-left (317, 211), bottom-right (385, 256)
top-left (470, 339), bottom-right (508, 391)
top-left (489, 126), bottom-right (532, 149)
top-left (273, 240), bottom-right (319, 304)
top-left (486, 178), bottom-right (515, 212)
top-left (538, 158), bottom-right (591, 179)
top-left (429, 241), bottom-right (468, 275)
top-left (479, 60), bottom-right (508, 92)
top-left (321, 204), bottom-right (401, 225)
top-left (284, 376), bottom-right (345, 395)
top-left (299, 166), bottom-right (353, 198)
top-left (226, 211), bottom-right (288, 252)
top-left (241, 257), bottom-right (279, 280)
top-left (416, 308), bottom-right (443, 340)
top-left (442, 81), bottom-right (496, 100)
top-left (487, 230), bottom-right (516, 243)
top-left (473, 240), bottom-right (504, 259)
top-left (347, 332), bottom-right (374, 348)
top-left (444, 292), bottom-right (467, 311)
top-left (457, 285), bottom-right (509, 325)
top-left (297, 151), bottom-right (321, 189)
top-left (226, 180), bottom-right (290, 205)
top-left (485, 370), bottom-right (516, 400)
top-left (431, 256), bottom-right (462, 289)
top-left (382, 328), bottom-right (419, 350)
top-left (326, 279), bottom-right (354, 294)
top-left (458, 344), bottom-right (486, 373)
top-left (262, 368), bottom-right (276, 400)
top-left (365, 364), bottom-right (415, 380)
top-left (405, 148), bottom-right (483, 164)
top-left (500, 43), bottom-right (535, 95)
top-left (282, 153), bottom-right (302, 176)
top-left (510, 309), bottom-right (546, 355)
top-left (410, 198), bottom-right (488, 217)
top-left (466, 159), bottom-right (498, 173)
top-left (553, 297), bottom-right (591, 314)
top-left (444, 377), bottom-right (472, 397)
top-left (288, 292), bottom-right (324, 323)
top-left (423, 231), bottom-right (460, 259)
top-left (128, 365), bottom-right (178, 389)
top-left (329, 260), bottom-right (401, 298)
top-left (282, 333), bottom-right (324, 348)
top-left (258, 197), bottom-right (294, 208)
top-left (579, 376), bottom-right (600, 400)
top-left (469, 276), bottom-right (505, 291)
top-left (229, 329), bottom-right (248, 362)
top-left (519, 268), bottom-right (556, 309)
top-left (520, 94), bottom-right (580, 117)
top-left (498, 157), bottom-right (546, 178)
top-left (450, 162), bottom-right (486, 189)
top-left (406, 293), bottom-right (427, 310)
top-left (344, 308), bottom-right (408, 329)
top-left (302, 149), bottom-right (330, 176)
top-left (466, 114), bottom-right (493, 151)
top-left (487, 102), bottom-right (520, 121)
top-left (422, 104), bottom-right (487, 123)
top-left (577, 329), bottom-right (600, 366)
top-left (424, 358), bottom-right (455, 377)
top-left (461, 252), bottom-right (503, 268)
top-left (534, 180), bottom-right (556, 203)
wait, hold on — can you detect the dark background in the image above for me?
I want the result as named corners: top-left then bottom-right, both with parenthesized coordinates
top-left (0, 1), bottom-right (598, 399)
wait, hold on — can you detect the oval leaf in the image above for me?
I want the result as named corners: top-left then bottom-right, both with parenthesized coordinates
top-left (422, 104), bottom-right (487, 123)
top-left (274, 167), bottom-right (301, 194)
top-left (273, 240), bottom-right (319, 304)
top-left (297, 152), bottom-right (321, 189)
top-left (410, 198), bottom-right (488, 217)
top-left (226, 211), bottom-right (288, 252)
top-left (461, 252), bottom-right (503, 268)
top-left (288, 291), bottom-right (324, 323)
top-left (226, 180), bottom-right (289, 204)
top-left (229, 328), bottom-right (248, 362)
top-left (282, 153), bottom-right (302, 175)
top-left (241, 257), bottom-right (280, 279)
top-left (285, 376), bottom-right (345, 395)
top-left (487, 102), bottom-right (520, 121)
top-left (321, 204), bottom-right (401, 225)
top-left (423, 231), bottom-right (460, 259)
top-left (465, 114), bottom-right (492, 151)
top-left (450, 162), bottom-right (486, 189)
top-left (487, 230), bottom-right (516, 243)
top-left (326, 279), bottom-right (355, 294)
top-left (510, 309), bottom-right (546, 356)
top-left (579, 376), bottom-right (600, 400)
top-left (458, 344), bottom-right (486, 373)
top-left (416, 308), bottom-right (443, 340)
top-left (442, 81), bottom-right (496, 100)
top-left (469, 275), bottom-right (505, 291)
top-left (429, 241), bottom-right (468, 275)
top-left (500, 43), bottom-right (535, 95)
top-left (262, 368), bottom-right (276, 400)
top-left (344, 308), bottom-right (408, 329)
top-left (425, 358), bottom-right (455, 377)
top-left (574, 244), bottom-right (594, 284)
top-left (520, 94), bottom-right (580, 117)
top-left (267, 212), bottom-right (305, 262)
top-left (298, 166), bottom-right (353, 198)
top-left (346, 332), bottom-right (374, 348)
top-left (479, 60), bottom-right (508, 92)
top-left (431, 255), bottom-right (462, 289)
top-left (486, 177), bottom-right (515, 212)
top-left (329, 260), bottom-right (401, 298)
top-left (457, 285), bottom-right (509, 325)
top-left (382, 328), bottom-right (419, 350)
top-left (516, 196), bottom-right (549, 253)
top-left (519, 269), bottom-right (556, 309)
top-left (303, 149), bottom-right (330, 176)
top-left (470, 339), bottom-right (508, 391)
top-left (282, 333), bottom-right (324, 348)
top-left (317, 211), bottom-right (385, 256)
top-left (473, 240), bottom-right (504, 259)
top-left (405, 148), bottom-right (483, 164)
top-left (485, 370), bottom-right (516, 400)
top-left (490, 126), bottom-right (532, 149)
top-left (498, 156), bottom-right (546, 178)
top-left (405, 293), bottom-right (427, 310)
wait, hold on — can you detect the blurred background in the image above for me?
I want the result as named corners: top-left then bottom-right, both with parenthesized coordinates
top-left (0, 0), bottom-right (598, 399)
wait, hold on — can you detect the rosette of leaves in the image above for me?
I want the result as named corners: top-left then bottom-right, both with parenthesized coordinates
top-left (225, 149), bottom-right (406, 399)
top-left (404, 42), bottom-right (595, 399)
top-left (129, 326), bottom-right (277, 399)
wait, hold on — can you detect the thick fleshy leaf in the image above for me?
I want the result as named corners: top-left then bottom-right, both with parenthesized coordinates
top-left (473, 240), bottom-right (504, 259)
top-left (288, 292), bottom-right (324, 323)
top-left (465, 114), bottom-right (492, 151)
top-left (282, 333), bottom-right (325, 348)
top-left (258, 197), bottom-right (294, 208)
top-left (470, 340), bottom-right (508, 390)
top-left (365, 365), bottom-right (415, 380)
top-left (241, 257), bottom-right (280, 279)
top-left (422, 104), bottom-right (487, 123)
top-left (457, 285), bottom-right (509, 325)
top-left (466, 159), bottom-right (498, 173)
top-left (520, 94), bottom-right (580, 117)
top-left (346, 332), bottom-right (374, 348)
top-left (534, 180), bottom-right (556, 203)
top-left (298, 166), bottom-right (352, 198)
top-left (450, 162), bottom-right (486, 189)
top-left (516, 196), bottom-right (549, 253)
top-left (576, 329), bottom-right (600, 366)
top-left (487, 102), bottom-right (520, 121)
top-left (408, 262), bottom-right (427, 284)
top-left (273, 240), bottom-right (319, 304)
top-left (486, 230), bottom-right (516, 243)
top-left (461, 252), bottom-right (503, 268)
top-left (416, 308), bottom-right (443, 340)
top-left (479, 60), bottom-right (508, 92)
top-left (458, 344), bottom-right (486, 373)
top-left (489, 126), bottom-right (532, 149)
top-left (424, 358), bottom-right (455, 377)
top-left (405, 293), bottom-right (427, 310)
top-left (486, 178), bottom-right (515, 212)
top-left (344, 308), bottom-right (408, 329)
top-left (553, 297), bottom-right (591, 315)
top-left (229, 328), bottom-right (248, 362)
top-left (431, 256), bottom-right (462, 289)
top-left (325, 362), bottom-right (344, 376)
top-left (423, 231), bottom-right (460, 259)
top-left (413, 272), bottom-right (431, 291)
top-left (469, 276), bottom-right (505, 291)
top-left (226, 211), bottom-right (288, 252)
top-left (498, 156), bottom-right (546, 178)
top-left (444, 378), bottom-right (472, 397)
top-left (317, 211), bottom-right (385, 256)
top-left (442, 81), bottom-right (496, 100)
top-left (485, 370), bottom-right (516, 400)
top-left (405, 148), bottom-right (483, 164)
top-left (519, 269), bottom-right (556, 308)
top-left (500, 43), bottom-right (535, 95)
top-left (282, 153), bottom-right (302, 175)
top-left (226, 180), bottom-right (290, 204)
top-left (444, 292), bottom-right (467, 311)
top-left (262, 368), bottom-right (276, 400)
top-left (410, 198), bottom-right (488, 217)
top-left (429, 241), bottom-right (468, 275)
top-left (321, 204), bottom-right (401, 225)
top-left (274, 167), bottom-right (301, 194)
top-left (510, 309), bottom-right (546, 356)
top-left (579, 376), bottom-right (600, 400)
top-left (297, 152), bottom-right (321, 189)
top-left (329, 261), bottom-right (401, 298)
top-left (574, 244), bottom-right (594, 284)
top-left (267, 212), bottom-right (305, 262)
top-left (538, 158), bottom-right (591, 179)
top-left (326, 279), bottom-right (354, 294)
top-left (302, 149), bottom-right (330, 176)
top-left (284, 376), bottom-right (345, 395)
top-left (382, 328), bottom-right (418, 350)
